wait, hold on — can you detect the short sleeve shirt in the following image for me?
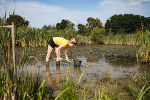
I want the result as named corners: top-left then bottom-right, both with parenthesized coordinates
top-left (53, 37), bottom-right (69, 47)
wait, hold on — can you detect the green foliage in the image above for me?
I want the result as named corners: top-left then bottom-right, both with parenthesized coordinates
top-left (56, 19), bottom-right (75, 30)
top-left (77, 17), bottom-right (103, 36)
top-left (86, 17), bottom-right (103, 29)
top-left (103, 33), bottom-right (141, 45)
top-left (75, 35), bottom-right (90, 45)
top-left (0, 28), bottom-right (11, 47)
top-left (63, 27), bottom-right (77, 39)
top-left (0, 59), bottom-right (46, 100)
top-left (137, 85), bottom-right (150, 100)
top-left (56, 66), bottom-right (110, 100)
top-left (90, 28), bottom-right (105, 44)
top-left (0, 17), bottom-right (5, 26)
top-left (14, 26), bottom-right (78, 47)
top-left (42, 25), bottom-right (55, 30)
top-left (137, 30), bottom-right (150, 63)
top-left (6, 14), bottom-right (29, 28)
top-left (105, 14), bottom-right (150, 34)
top-left (77, 24), bottom-right (87, 35)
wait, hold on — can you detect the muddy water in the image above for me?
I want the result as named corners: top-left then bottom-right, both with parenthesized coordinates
top-left (18, 44), bottom-right (144, 85)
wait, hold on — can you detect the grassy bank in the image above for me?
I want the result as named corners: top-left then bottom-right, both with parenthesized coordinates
top-left (1, 27), bottom-right (150, 47)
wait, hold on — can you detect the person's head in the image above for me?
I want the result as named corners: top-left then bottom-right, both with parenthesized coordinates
top-left (68, 38), bottom-right (77, 47)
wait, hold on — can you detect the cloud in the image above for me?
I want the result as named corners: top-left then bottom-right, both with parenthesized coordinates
top-left (0, 1), bottom-right (103, 28)
top-left (99, 0), bottom-right (150, 6)
top-left (128, 0), bottom-right (150, 6)
top-left (0, 0), bottom-right (149, 28)
top-left (97, 0), bottom-right (150, 20)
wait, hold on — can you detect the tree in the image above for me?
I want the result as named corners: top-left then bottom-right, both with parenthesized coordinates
top-left (105, 14), bottom-right (150, 34)
top-left (86, 17), bottom-right (103, 29)
top-left (42, 25), bottom-right (55, 30)
top-left (56, 19), bottom-right (75, 30)
top-left (77, 24), bottom-right (86, 34)
top-left (6, 14), bottom-right (29, 28)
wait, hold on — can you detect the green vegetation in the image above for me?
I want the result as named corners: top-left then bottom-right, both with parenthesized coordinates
top-left (1, 13), bottom-right (150, 63)
top-left (137, 30), bottom-right (150, 63)
top-left (1, 57), bottom-right (150, 100)
top-left (0, 61), bottom-right (46, 100)
top-left (0, 14), bottom-right (150, 45)
top-left (0, 12), bottom-right (150, 99)
top-left (105, 14), bottom-right (150, 34)
top-left (54, 66), bottom-right (150, 100)
top-left (7, 14), bottom-right (29, 28)
top-left (0, 13), bottom-right (150, 47)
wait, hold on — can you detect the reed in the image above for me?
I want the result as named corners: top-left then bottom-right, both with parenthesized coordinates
top-left (0, 64), bottom-right (46, 100)
top-left (55, 66), bottom-right (110, 100)
top-left (136, 30), bottom-right (150, 63)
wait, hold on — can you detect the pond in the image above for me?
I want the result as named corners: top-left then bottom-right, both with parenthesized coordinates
top-left (17, 44), bottom-right (150, 86)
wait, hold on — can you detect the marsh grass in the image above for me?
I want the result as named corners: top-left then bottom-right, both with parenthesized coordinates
top-left (0, 64), bottom-right (46, 100)
top-left (0, 45), bottom-right (45, 100)
top-left (55, 66), bottom-right (110, 100)
top-left (136, 30), bottom-right (150, 63)
top-left (54, 65), bottom-right (150, 100)
top-left (103, 33), bottom-right (140, 45)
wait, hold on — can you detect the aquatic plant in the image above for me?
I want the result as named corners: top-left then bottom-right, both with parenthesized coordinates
top-left (55, 66), bottom-right (110, 100)
top-left (137, 30), bottom-right (150, 63)
top-left (137, 84), bottom-right (150, 100)
top-left (0, 64), bottom-right (46, 100)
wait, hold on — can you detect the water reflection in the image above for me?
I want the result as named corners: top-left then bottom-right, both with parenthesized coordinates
top-left (74, 67), bottom-right (82, 75)
top-left (46, 62), bottom-right (61, 87)
top-left (55, 62), bottom-right (61, 84)
top-left (104, 55), bottom-right (137, 67)
top-left (12, 45), bottom-right (145, 81)
top-left (87, 57), bottom-right (100, 63)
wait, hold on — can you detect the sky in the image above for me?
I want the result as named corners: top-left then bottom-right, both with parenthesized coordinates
top-left (0, 0), bottom-right (150, 28)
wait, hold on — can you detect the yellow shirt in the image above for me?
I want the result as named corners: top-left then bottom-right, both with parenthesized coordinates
top-left (53, 37), bottom-right (69, 47)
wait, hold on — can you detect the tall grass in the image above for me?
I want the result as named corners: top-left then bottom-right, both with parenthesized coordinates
top-left (136, 30), bottom-right (150, 63)
top-left (103, 33), bottom-right (141, 45)
top-left (0, 63), bottom-right (46, 100)
top-left (55, 66), bottom-right (110, 100)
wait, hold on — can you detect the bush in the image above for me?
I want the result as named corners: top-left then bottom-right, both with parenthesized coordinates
top-left (90, 28), bottom-right (105, 44)
top-left (75, 35), bottom-right (91, 45)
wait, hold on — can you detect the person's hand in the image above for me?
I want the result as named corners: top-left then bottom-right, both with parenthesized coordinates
top-left (66, 59), bottom-right (71, 63)
top-left (56, 57), bottom-right (62, 61)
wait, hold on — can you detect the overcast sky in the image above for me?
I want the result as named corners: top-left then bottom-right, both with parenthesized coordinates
top-left (0, 0), bottom-right (150, 28)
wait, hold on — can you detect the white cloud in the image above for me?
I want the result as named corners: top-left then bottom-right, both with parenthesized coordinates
top-left (99, 0), bottom-right (150, 6)
top-left (0, 1), bottom-right (103, 28)
top-left (0, 0), bottom-right (149, 28)
top-left (128, 0), bottom-right (150, 6)
top-left (97, 0), bottom-right (150, 20)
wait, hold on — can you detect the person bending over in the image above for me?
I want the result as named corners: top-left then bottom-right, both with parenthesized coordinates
top-left (46, 37), bottom-right (76, 62)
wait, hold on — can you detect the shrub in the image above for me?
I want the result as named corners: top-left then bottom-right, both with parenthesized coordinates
top-left (90, 28), bottom-right (105, 44)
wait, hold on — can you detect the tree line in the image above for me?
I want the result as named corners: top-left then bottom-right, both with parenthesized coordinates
top-left (0, 13), bottom-right (150, 47)
top-left (1, 14), bottom-right (150, 35)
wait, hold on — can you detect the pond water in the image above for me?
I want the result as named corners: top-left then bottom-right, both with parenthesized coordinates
top-left (17, 44), bottom-right (150, 86)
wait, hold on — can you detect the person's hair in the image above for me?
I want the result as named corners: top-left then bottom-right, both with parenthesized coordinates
top-left (70, 38), bottom-right (77, 44)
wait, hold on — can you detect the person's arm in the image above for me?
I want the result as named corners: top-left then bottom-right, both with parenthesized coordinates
top-left (64, 47), bottom-right (71, 63)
